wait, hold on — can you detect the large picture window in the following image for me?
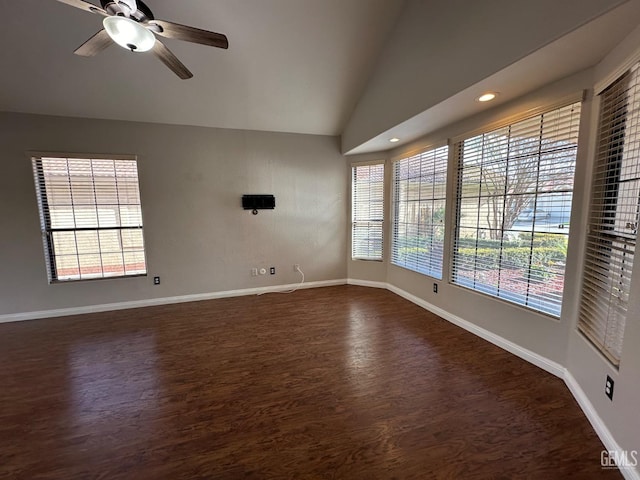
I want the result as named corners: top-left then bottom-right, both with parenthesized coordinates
top-left (352, 162), bottom-right (384, 260)
top-left (391, 145), bottom-right (448, 278)
top-left (32, 155), bottom-right (147, 282)
top-left (451, 102), bottom-right (582, 316)
top-left (578, 65), bottom-right (640, 366)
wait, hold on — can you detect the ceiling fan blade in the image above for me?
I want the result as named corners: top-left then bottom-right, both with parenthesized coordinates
top-left (54, 0), bottom-right (107, 15)
top-left (152, 40), bottom-right (193, 80)
top-left (148, 20), bottom-right (228, 49)
top-left (74, 29), bottom-right (112, 57)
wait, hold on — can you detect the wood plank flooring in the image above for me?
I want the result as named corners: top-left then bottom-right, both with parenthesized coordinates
top-left (0, 286), bottom-right (620, 479)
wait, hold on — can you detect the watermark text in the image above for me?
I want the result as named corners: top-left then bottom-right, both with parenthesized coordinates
top-left (601, 450), bottom-right (638, 470)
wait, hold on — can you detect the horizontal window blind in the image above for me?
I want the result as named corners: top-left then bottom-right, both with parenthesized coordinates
top-left (578, 65), bottom-right (640, 366)
top-left (32, 156), bottom-right (147, 282)
top-left (452, 102), bottom-right (581, 316)
top-left (352, 163), bottom-right (384, 260)
top-left (391, 145), bottom-right (448, 278)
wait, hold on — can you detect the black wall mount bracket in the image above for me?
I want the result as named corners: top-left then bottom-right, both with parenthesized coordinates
top-left (242, 195), bottom-right (275, 215)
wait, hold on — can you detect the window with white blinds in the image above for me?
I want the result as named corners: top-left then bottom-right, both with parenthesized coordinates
top-left (578, 66), bottom-right (640, 366)
top-left (391, 145), bottom-right (448, 278)
top-left (32, 155), bottom-right (147, 282)
top-left (452, 102), bottom-right (582, 316)
top-left (352, 163), bottom-right (384, 260)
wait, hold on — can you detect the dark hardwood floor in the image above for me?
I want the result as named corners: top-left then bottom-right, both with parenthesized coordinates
top-left (0, 286), bottom-right (619, 479)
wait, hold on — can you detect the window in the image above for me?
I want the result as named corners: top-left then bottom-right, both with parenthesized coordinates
top-left (578, 65), bottom-right (640, 366)
top-left (352, 162), bottom-right (384, 260)
top-left (391, 145), bottom-right (448, 278)
top-left (32, 155), bottom-right (147, 282)
top-left (451, 102), bottom-right (582, 316)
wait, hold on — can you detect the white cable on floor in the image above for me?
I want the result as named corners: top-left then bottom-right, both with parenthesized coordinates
top-left (257, 266), bottom-right (305, 295)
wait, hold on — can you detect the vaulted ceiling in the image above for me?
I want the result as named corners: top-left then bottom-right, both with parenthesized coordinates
top-left (344, 0), bottom-right (640, 154)
top-left (0, 0), bottom-right (404, 136)
top-left (2, 0), bottom-right (640, 153)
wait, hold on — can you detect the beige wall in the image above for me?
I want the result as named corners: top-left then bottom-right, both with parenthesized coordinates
top-left (2, 18), bottom-right (639, 472)
top-left (341, 0), bottom-right (626, 153)
top-left (348, 31), bottom-right (640, 464)
top-left (347, 153), bottom-right (389, 283)
top-left (0, 112), bottom-right (347, 315)
top-left (565, 24), bottom-right (640, 463)
top-left (349, 70), bottom-right (593, 363)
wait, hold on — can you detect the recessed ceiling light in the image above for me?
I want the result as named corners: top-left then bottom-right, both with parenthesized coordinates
top-left (390, 137), bottom-right (400, 143)
top-left (477, 92), bottom-right (498, 102)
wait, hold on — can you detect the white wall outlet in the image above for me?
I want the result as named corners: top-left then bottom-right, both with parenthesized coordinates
top-left (259, 268), bottom-right (267, 275)
top-left (294, 264), bottom-right (300, 272)
top-left (251, 268), bottom-right (258, 276)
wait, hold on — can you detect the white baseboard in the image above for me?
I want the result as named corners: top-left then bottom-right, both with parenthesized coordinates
top-left (385, 283), bottom-right (565, 377)
top-left (564, 371), bottom-right (640, 480)
top-left (346, 278), bottom-right (387, 289)
top-left (2, 277), bottom-right (635, 478)
top-left (0, 279), bottom-right (348, 324)
top-left (378, 282), bottom-right (637, 479)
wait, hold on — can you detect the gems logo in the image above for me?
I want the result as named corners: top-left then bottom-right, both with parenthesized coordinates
top-left (601, 450), bottom-right (638, 470)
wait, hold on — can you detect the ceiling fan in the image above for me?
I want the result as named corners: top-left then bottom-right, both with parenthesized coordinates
top-left (54, 0), bottom-right (229, 79)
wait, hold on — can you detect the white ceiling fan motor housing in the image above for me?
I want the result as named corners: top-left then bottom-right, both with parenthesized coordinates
top-left (104, 0), bottom-right (138, 17)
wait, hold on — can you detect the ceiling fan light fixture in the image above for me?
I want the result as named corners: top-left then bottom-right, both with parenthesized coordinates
top-left (103, 16), bottom-right (155, 52)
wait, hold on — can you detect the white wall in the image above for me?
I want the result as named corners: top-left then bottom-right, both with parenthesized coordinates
top-left (0, 112), bottom-right (347, 316)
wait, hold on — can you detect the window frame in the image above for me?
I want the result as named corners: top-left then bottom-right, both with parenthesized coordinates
top-left (450, 101), bottom-right (583, 317)
top-left (577, 65), bottom-right (640, 367)
top-left (391, 144), bottom-right (449, 279)
top-left (351, 161), bottom-right (385, 261)
top-left (31, 153), bottom-right (148, 283)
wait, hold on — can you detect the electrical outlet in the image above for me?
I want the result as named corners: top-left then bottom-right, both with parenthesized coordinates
top-left (433, 283), bottom-right (438, 294)
top-left (605, 375), bottom-right (614, 400)
top-left (270, 267), bottom-right (276, 275)
top-left (251, 268), bottom-right (258, 277)
top-left (153, 276), bottom-right (160, 285)
top-left (259, 268), bottom-right (267, 275)
top-left (294, 264), bottom-right (300, 272)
